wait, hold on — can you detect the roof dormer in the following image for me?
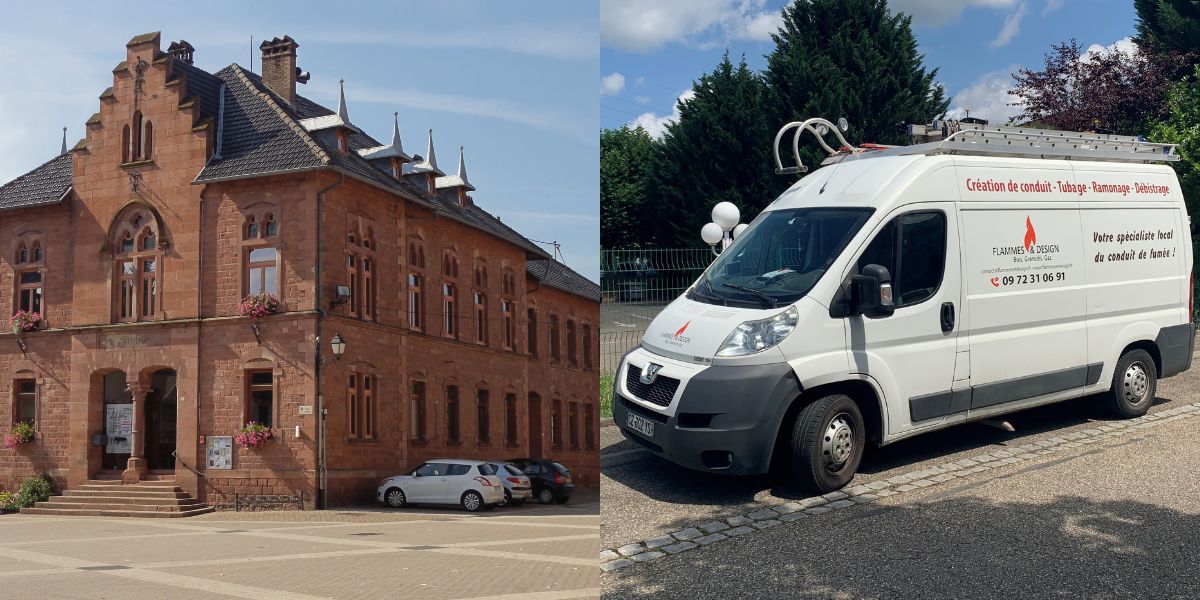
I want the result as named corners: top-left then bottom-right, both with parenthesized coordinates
top-left (298, 79), bottom-right (359, 155)
top-left (358, 111), bottom-right (413, 178)
top-left (436, 146), bottom-right (476, 206)
top-left (403, 128), bottom-right (445, 193)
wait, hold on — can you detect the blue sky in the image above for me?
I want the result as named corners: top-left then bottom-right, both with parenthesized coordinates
top-left (601, 0), bottom-right (1139, 136)
top-left (0, 1), bottom-right (600, 280)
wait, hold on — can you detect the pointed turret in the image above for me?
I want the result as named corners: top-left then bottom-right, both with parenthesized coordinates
top-left (403, 128), bottom-right (445, 177)
top-left (60, 127), bottom-right (67, 156)
top-left (297, 78), bottom-right (359, 133)
top-left (436, 145), bottom-right (476, 192)
top-left (358, 111), bottom-right (412, 162)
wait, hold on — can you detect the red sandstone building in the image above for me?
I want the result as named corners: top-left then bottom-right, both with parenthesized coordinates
top-left (0, 33), bottom-right (600, 509)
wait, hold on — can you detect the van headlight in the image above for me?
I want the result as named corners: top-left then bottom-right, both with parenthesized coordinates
top-left (716, 306), bottom-right (799, 357)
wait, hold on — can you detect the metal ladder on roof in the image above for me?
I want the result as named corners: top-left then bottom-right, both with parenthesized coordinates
top-left (773, 118), bottom-right (1180, 176)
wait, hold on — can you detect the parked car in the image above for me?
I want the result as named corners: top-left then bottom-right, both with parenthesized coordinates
top-left (484, 461), bottom-right (533, 506)
top-left (377, 459), bottom-right (503, 512)
top-left (506, 458), bottom-right (574, 504)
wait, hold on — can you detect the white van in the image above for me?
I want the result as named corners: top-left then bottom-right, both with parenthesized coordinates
top-left (614, 119), bottom-right (1195, 492)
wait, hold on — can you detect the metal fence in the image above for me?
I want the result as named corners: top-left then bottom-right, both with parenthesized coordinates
top-left (600, 248), bottom-right (714, 375)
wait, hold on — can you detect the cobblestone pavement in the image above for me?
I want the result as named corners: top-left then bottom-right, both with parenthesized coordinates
top-left (602, 356), bottom-right (1200, 598)
top-left (0, 493), bottom-right (599, 600)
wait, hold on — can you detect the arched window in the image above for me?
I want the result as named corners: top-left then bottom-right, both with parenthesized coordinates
top-left (142, 120), bottom-right (153, 159)
top-left (121, 126), bottom-right (131, 164)
top-left (111, 207), bottom-right (161, 322)
top-left (407, 237), bottom-right (425, 331)
top-left (242, 207), bottom-right (280, 300)
top-left (345, 218), bottom-right (376, 320)
top-left (31, 242), bottom-right (42, 263)
top-left (132, 112), bottom-right (143, 161)
top-left (15, 242), bottom-right (27, 264)
top-left (12, 234), bottom-right (45, 316)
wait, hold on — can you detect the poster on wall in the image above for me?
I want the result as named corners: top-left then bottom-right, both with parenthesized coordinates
top-left (105, 404), bottom-right (133, 454)
top-left (206, 436), bottom-right (233, 470)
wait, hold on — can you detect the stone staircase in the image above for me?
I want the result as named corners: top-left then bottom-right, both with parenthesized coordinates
top-left (20, 479), bottom-right (214, 518)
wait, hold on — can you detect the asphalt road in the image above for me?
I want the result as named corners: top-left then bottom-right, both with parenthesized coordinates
top-left (601, 357), bottom-right (1200, 598)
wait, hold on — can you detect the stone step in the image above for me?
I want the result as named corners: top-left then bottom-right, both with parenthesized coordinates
top-left (83, 479), bottom-right (179, 486)
top-left (63, 489), bottom-right (191, 500)
top-left (34, 501), bottom-right (200, 512)
top-left (76, 484), bottom-right (184, 493)
top-left (20, 506), bottom-right (215, 518)
top-left (51, 494), bottom-right (201, 506)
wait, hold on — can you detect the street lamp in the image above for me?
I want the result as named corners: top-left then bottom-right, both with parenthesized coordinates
top-left (330, 333), bottom-right (346, 360)
top-left (701, 201), bottom-right (746, 255)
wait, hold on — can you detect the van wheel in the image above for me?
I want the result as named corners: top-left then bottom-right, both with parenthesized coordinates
top-left (789, 394), bottom-right (865, 493)
top-left (1106, 349), bottom-right (1157, 418)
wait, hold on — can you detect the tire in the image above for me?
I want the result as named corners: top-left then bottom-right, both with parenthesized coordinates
top-left (1105, 349), bottom-right (1157, 418)
top-left (461, 490), bottom-right (485, 512)
top-left (384, 487), bottom-right (406, 508)
top-left (788, 394), bottom-right (866, 493)
top-left (500, 489), bottom-right (512, 507)
top-left (554, 497), bottom-right (569, 505)
top-left (538, 489), bottom-right (555, 504)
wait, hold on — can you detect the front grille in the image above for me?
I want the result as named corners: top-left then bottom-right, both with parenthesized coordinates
top-left (618, 395), bottom-right (668, 424)
top-left (625, 364), bottom-right (681, 408)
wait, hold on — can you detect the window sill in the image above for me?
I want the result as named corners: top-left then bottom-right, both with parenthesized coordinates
top-left (119, 159), bottom-right (156, 169)
top-left (447, 441), bottom-right (464, 447)
top-left (409, 439), bottom-right (430, 446)
top-left (346, 437), bottom-right (379, 445)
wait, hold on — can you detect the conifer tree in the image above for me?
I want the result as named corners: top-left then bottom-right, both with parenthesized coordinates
top-left (600, 125), bottom-right (658, 248)
top-left (764, 0), bottom-right (949, 175)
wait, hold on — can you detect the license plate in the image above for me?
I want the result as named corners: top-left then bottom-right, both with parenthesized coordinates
top-left (627, 412), bottom-right (655, 438)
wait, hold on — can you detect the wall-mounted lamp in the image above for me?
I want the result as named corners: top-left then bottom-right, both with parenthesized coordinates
top-left (330, 285), bottom-right (351, 310)
top-left (16, 337), bottom-right (29, 355)
top-left (330, 332), bottom-right (346, 360)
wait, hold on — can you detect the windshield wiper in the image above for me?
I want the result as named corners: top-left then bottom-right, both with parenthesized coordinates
top-left (690, 279), bottom-right (728, 305)
top-left (721, 283), bottom-right (777, 308)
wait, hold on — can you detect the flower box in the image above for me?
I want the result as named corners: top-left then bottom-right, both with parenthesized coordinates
top-left (3, 422), bottom-right (35, 449)
top-left (238, 293), bottom-right (279, 319)
top-left (9, 311), bottom-right (41, 334)
top-left (235, 422), bottom-right (273, 449)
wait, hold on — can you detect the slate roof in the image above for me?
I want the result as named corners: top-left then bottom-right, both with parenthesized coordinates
top-left (0, 153), bottom-right (72, 212)
top-left (1, 58), bottom-right (555, 266)
top-left (526, 259), bottom-right (601, 302)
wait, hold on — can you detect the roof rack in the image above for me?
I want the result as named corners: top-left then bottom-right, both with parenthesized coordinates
top-left (774, 118), bottom-right (1179, 176)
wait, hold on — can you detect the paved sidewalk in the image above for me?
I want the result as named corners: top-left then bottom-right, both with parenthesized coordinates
top-left (604, 382), bottom-right (1200, 598)
top-left (0, 495), bottom-right (600, 600)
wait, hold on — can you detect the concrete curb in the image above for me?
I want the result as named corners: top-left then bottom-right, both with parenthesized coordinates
top-left (599, 401), bottom-right (1200, 573)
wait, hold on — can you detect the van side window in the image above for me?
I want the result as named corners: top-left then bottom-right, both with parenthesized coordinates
top-left (857, 211), bottom-right (946, 308)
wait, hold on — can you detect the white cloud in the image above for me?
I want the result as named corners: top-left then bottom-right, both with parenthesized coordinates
top-left (1084, 36), bottom-right (1136, 58)
top-left (1042, 0), bottom-right (1066, 15)
top-left (634, 76), bottom-right (646, 85)
top-left (601, 0), bottom-right (782, 53)
top-left (888, 0), bottom-right (1019, 27)
top-left (312, 81), bottom-right (596, 146)
top-left (989, 1), bottom-right (1028, 48)
top-left (944, 65), bottom-right (1024, 125)
top-left (601, 72), bottom-right (627, 96)
top-left (633, 95), bottom-right (650, 104)
top-left (299, 25), bottom-right (597, 61)
top-left (629, 89), bottom-right (695, 138)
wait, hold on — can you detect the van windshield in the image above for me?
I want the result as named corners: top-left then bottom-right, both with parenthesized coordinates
top-left (690, 207), bottom-right (874, 307)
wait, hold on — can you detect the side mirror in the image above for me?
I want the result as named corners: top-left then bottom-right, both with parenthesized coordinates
top-left (849, 264), bottom-right (895, 318)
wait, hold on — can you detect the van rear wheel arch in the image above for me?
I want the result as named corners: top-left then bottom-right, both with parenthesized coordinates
top-left (1119, 340), bottom-right (1161, 378)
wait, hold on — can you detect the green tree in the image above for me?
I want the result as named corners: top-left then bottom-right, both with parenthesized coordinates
top-left (650, 53), bottom-right (780, 247)
top-left (1135, 0), bottom-right (1200, 57)
top-left (764, 0), bottom-right (949, 175)
top-left (1150, 65), bottom-right (1200, 285)
top-left (600, 125), bottom-right (658, 248)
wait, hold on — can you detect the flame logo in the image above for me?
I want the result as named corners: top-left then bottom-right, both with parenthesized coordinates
top-left (674, 321), bottom-right (692, 338)
top-left (1023, 216), bottom-right (1036, 251)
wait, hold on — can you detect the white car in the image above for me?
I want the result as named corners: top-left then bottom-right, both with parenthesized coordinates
top-left (377, 459), bottom-right (504, 512)
top-left (483, 461), bottom-right (533, 506)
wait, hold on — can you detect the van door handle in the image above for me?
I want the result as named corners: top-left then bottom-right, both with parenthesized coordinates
top-left (940, 302), bottom-right (955, 332)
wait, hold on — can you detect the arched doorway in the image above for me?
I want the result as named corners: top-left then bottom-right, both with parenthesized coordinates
top-left (145, 369), bottom-right (177, 471)
top-left (102, 371), bottom-right (132, 470)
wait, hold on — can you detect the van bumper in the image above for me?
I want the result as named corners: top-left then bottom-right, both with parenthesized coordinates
top-left (613, 351), bottom-right (801, 476)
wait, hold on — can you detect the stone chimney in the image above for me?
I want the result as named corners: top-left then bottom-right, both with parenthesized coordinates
top-left (260, 36), bottom-right (299, 104)
top-left (167, 40), bottom-right (195, 65)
